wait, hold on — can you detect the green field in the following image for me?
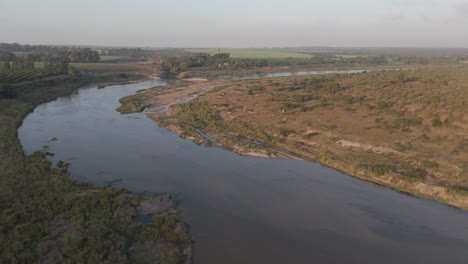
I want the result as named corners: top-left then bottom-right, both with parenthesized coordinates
top-left (99, 55), bottom-right (132, 62)
top-left (0, 63), bottom-right (143, 83)
top-left (0, 69), bottom-right (57, 84)
top-left (12, 52), bottom-right (30, 57)
top-left (186, 48), bottom-right (313, 59)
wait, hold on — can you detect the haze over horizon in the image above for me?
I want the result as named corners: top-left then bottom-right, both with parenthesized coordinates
top-left (1, 0), bottom-right (468, 48)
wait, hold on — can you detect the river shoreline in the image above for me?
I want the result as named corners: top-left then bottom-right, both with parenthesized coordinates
top-left (18, 75), bottom-right (468, 264)
top-left (125, 69), bottom-right (468, 211)
top-left (1, 75), bottom-right (192, 263)
top-left (156, 114), bottom-right (468, 211)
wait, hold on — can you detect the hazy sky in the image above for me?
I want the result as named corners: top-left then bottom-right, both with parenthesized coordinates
top-left (1, 0), bottom-right (468, 48)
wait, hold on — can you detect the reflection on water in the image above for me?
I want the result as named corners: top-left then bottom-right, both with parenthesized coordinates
top-left (18, 79), bottom-right (468, 264)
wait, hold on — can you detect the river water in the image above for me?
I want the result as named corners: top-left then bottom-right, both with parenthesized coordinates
top-left (18, 76), bottom-right (468, 264)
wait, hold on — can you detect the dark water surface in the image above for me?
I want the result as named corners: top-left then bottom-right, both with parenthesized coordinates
top-left (18, 79), bottom-right (468, 264)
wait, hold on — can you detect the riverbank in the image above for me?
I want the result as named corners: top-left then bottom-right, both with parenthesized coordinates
top-left (181, 63), bottom-right (453, 79)
top-left (124, 66), bottom-right (468, 210)
top-left (0, 75), bottom-right (192, 263)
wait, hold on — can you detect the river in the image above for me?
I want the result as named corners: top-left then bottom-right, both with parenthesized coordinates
top-left (18, 75), bottom-right (468, 264)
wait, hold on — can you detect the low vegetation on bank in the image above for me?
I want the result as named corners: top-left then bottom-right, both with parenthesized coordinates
top-left (132, 65), bottom-right (468, 210)
top-left (0, 74), bottom-right (191, 263)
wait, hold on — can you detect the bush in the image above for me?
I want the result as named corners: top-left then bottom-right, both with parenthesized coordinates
top-left (418, 133), bottom-right (430, 141)
top-left (376, 101), bottom-right (389, 110)
top-left (305, 132), bottom-right (319, 139)
top-left (432, 118), bottom-right (443, 127)
top-left (356, 164), bottom-right (391, 176)
top-left (279, 127), bottom-right (295, 137)
top-left (393, 118), bottom-right (422, 129)
top-left (283, 102), bottom-right (300, 110)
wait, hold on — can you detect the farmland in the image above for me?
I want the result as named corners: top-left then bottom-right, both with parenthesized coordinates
top-left (99, 55), bottom-right (134, 62)
top-left (0, 69), bottom-right (58, 84)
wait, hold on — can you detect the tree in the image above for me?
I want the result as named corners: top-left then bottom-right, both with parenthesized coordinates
top-left (11, 61), bottom-right (19, 70)
top-left (2, 61), bottom-right (11, 70)
top-left (0, 51), bottom-right (16, 62)
top-left (68, 66), bottom-right (79, 76)
top-left (397, 72), bottom-right (406, 84)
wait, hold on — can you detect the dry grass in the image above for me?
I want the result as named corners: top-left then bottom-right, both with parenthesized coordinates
top-left (137, 65), bottom-right (468, 209)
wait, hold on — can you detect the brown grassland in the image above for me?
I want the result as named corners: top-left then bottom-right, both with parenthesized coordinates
top-left (130, 65), bottom-right (468, 210)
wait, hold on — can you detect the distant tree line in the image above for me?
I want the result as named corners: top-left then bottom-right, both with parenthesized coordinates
top-left (0, 51), bottom-right (16, 62)
top-left (99, 48), bottom-right (144, 58)
top-left (44, 58), bottom-right (69, 74)
top-left (160, 52), bottom-right (270, 76)
top-left (68, 48), bottom-right (100, 62)
top-left (0, 43), bottom-right (100, 63)
top-left (0, 52), bottom-right (70, 74)
top-left (0, 51), bottom-right (35, 71)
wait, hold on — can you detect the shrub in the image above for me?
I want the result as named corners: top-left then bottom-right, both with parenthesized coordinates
top-left (305, 132), bottom-right (319, 139)
top-left (393, 118), bottom-right (422, 129)
top-left (432, 118), bottom-right (443, 127)
top-left (356, 164), bottom-right (391, 176)
top-left (283, 102), bottom-right (300, 110)
top-left (418, 133), bottom-right (430, 141)
top-left (376, 101), bottom-right (389, 110)
top-left (279, 127), bottom-right (295, 137)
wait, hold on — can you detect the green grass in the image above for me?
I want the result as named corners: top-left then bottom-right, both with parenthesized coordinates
top-left (33, 62), bottom-right (45, 69)
top-left (99, 55), bottom-right (135, 62)
top-left (12, 52), bottom-right (30, 56)
top-left (186, 48), bottom-right (313, 59)
top-left (100, 55), bottom-right (128, 61)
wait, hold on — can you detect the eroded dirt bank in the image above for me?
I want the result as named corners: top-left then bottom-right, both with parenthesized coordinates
top-left (124, 67), bottom-right (468, 210)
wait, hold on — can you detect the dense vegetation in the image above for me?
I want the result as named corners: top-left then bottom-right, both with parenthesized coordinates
top-left (0, 44), bottom-right (82, 84)
top-left (0, 75), bottom-right (191, 263)
top-left (170, 47), bottom-right (468, 78)
top-left (160, 52), bottom-right (269, 76)
top-left (0, 43), bottom-right (100, 63)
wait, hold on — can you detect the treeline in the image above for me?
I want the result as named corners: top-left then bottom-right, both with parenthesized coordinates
top-left (0, 43), bottom-right (100, 63)
top-left (0, 51), bottom-right (16, 62)
top-left (99, 48), bottom-right (143, 58)
top-left (44, 59), bottom-right (69, 74)
top-left (161, 52), bottom-right (422, 77)
top-left (68, 48), bottom-right (100, 62)
top-left (1, 55), bottom-right (35, 71)
top-left (0, 42), bottom-right (62, 53)
top-left (267, 55), bottom-right (390, 66)
top-left (161, 52), bottom-right (269, 76)
top-left (0, 52), bottom-right (69, 74)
